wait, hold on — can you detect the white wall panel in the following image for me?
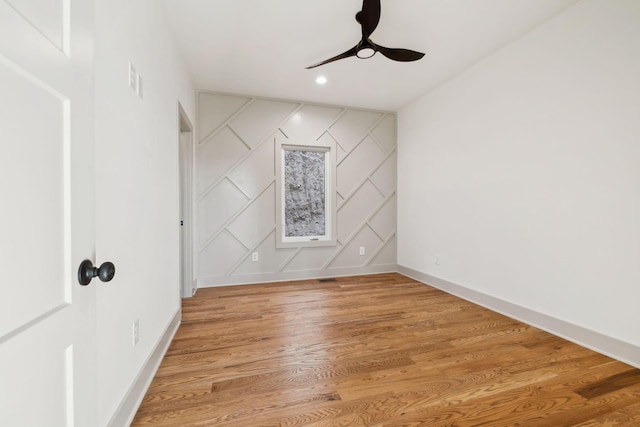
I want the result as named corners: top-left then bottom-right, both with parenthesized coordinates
top-left (334, 137), bottom-right (348, 163)
top-left (230, 99), bottom-right (298, 148)
top-left (330, 109), bottom-right (383, 152)
top-left (370, 195), bottom-right (397, 239)
top-left (372, 237), bottom-right (397, 265)
top-left (198, 230), bottom-right (247, 277)
top-left (228, 139), bottom-right (274, 198)
top-left (337, 181), bottom-right (385, 243)
top-left (233, 232), bottom-right (297, 275)
top-left (282, 246), bottom-right (339, 272)
top-left (198, 178), bottom-right (248, 245)
top-left (371, 114), bottom-right (396, 153)
top-left (198, 93), bottom-right (250, 142)
top-left (227, 184), bottom-right (275, 249)
top-left (371, 153), bottom-right (397, 197)
top-left (280, 104), bottom-right (342, 142)
top-left (329, 226), bottom-right (383, 269)
top-left (197, 126), bottom-right (249, 193)
top-left (337, 136), bottom-right (386, 198)
top-left (196, 93), bottom-right (397, 286)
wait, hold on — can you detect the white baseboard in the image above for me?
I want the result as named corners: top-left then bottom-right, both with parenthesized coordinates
top-left (107, 309), bottom-right (181, 427)
top-left (398, 265), bottom-right (640, 369)
top-left (197, 264), bottom-right (398, 288)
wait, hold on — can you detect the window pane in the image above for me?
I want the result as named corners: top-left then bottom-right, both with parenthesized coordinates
top-left (284, 149), bottom-right (326, 237)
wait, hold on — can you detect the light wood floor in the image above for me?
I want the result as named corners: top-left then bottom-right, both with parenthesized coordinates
top-left (132, 273), bottom-right (640, 426)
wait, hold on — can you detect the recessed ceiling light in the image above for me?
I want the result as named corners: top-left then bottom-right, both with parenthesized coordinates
top-left (315, 75), bottom-right (328, 85)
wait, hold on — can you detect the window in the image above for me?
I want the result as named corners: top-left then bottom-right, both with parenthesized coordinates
top-left (276, 140), bottom-right (336, 248)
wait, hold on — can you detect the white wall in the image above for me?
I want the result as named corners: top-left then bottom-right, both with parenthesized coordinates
top-left (398, 0), bottom-right (640, 357)
top-left (196, 93), bottom-right (397, 286)
top-left (94, 0), bottom-right (195, 424)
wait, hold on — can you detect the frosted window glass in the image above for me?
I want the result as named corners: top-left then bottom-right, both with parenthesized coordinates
top-left (284, 150), bottom-right (326, 237)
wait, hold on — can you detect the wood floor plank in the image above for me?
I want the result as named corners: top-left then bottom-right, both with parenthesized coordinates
top-left (131, 273), bottom-right (640, 426)
top-left (575, 369), bottom-right (640, 399)
top-left (573, 401), bottom-right (640, 426)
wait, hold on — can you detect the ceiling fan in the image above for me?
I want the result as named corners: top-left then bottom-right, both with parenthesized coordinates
top-left (306, 0), bottom-right (425, 69)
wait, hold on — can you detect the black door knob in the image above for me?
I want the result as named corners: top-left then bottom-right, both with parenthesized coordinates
top-left (78, 259), bottom-right (115, 286)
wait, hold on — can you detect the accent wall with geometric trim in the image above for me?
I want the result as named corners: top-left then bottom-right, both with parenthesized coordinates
top-left (195, 92), bottom-right (396, 287)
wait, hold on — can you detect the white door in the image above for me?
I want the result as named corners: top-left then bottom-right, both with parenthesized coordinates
top-left (179, 127), bottom-right (193, 298)
top-left (178, 105), bottom-right (194, 298)
top-left (0, 0), bottom-right (97, 426)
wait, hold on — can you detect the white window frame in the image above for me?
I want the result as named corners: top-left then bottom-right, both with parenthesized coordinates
top-left (275, 139), bottom-right (337, 248)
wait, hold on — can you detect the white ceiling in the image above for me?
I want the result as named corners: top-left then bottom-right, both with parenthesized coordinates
top-left (162, 0), bottom-right (580, 111)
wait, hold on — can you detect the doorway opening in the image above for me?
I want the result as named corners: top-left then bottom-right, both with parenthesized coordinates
top-left (178, 103), bottom-right (194, 298)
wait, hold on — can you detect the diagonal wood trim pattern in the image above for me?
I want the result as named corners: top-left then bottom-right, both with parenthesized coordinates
top-left (132, 273), bottom-right (640, 426)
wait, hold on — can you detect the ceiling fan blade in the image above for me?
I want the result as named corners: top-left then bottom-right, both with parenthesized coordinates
top-left (357, 0), bottom-right (381, 38)
top-left (375, 45), bottom-right (425, 62)
top-left (305, 45), bottom-right (358, 69)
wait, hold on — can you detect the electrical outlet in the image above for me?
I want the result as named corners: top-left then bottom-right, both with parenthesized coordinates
top-left (252, 252), bottom-right (259, 262)
top-left (435, 255), bottom-right (441, 265)
top-left (133, 319), bottom-right (139, 346)
top-left (359, 247), bottom-right (365, 256)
